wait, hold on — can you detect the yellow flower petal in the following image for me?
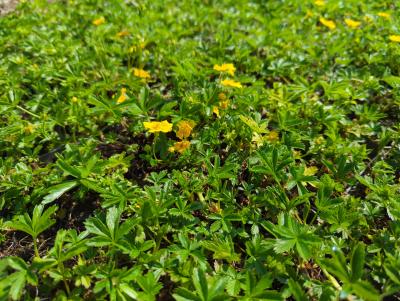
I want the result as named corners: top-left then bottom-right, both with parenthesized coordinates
top-left (143, 120), bottom-right (172, 133)
top-left (171, 140), bottom-right (190, 153)
top-left (212, 106), bottom-right (220, 117)
top-left (213, 63), bottom-right (236, 76)
top-left (377, 12), bottom-right (391, 19)
top-left (314, 0), bottom-right (325, 6)
top-left (319, 17), bottom-right (336, 30)
top-left (24, 123), bottom-right (35, 134)
top-left (344, 18), bottom-right (361, 29)
top-left (116, 30), bottom-right (130, 37)
top-left (218, 93), bottom-right (227, 101)
top-left (133, 68), bottom-right (150, 79)
top-left (176, 120), bottom-right (195, 140)
top-left (117, 88), bottom-right (128, 104)
top-left (389, 35), bottom-right (400, 42)
top-left (93, 17), bottom-right (105, 26)
top-left (219, 100), bottom-right (229, 109)
top-left (221, 79), bottom-right (242, 88)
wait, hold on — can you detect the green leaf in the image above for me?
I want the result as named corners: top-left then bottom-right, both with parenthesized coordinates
top-left (192, 268), bottom-right (208, 301)
top-left (173, 287), bottom-right (201, 301)
top-left (119, 283), bottom-right (138, 299)
top-left (288, 279), bottom-right (307, 301)
top-left (350, 280), bottom-right (380, 301)
top-left (9, 271), bottom-right (26, 301)
top-left (350, 243), bottom-right (365, 282)
top-left (42, 180), bottom-right (78, 205)
top-left (382, 76), bottom-right (400, 88)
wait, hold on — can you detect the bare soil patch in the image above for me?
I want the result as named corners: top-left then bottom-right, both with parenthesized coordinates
top-left (0, 0), bottom-right (18, 16)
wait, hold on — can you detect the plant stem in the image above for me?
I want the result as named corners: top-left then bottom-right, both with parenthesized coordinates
top-left (16, 105), bottom-right (40, 119)
top-left (33, 238), bottom-right (40, 258)
top-left (59, 263), bottom-right (71, 296)
top-left (152, 133), bottom-right (159, 161)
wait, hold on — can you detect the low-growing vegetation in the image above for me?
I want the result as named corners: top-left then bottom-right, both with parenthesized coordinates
top-left (1, 0), bottom-right (400, 300)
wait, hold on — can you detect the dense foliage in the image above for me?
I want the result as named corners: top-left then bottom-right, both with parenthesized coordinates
top-left (1, 0), bottom-right (400, 300)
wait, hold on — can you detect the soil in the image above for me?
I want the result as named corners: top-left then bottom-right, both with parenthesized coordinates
top-left (0, 0), bottom-right (18, 16)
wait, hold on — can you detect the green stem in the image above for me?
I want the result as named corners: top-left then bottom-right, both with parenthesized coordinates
top-left (33, 238), bottom-right (40, 258)
top-left (59, 263), bottom-right (71, 296)
top-left (321, 268), bottom-right (341, 291)
top-left (16, 105), bottom-right (40, 119)
top-left (197, 192), bottom-right (205, 203)
top-left (152, 133), bottom-right (159, 161)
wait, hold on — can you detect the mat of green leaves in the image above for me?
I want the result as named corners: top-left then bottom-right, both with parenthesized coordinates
top-left (1, 0), bottom-right (400, 300)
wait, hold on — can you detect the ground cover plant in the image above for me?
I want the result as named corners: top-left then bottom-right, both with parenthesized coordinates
top-left (0, 0), bottom-right (400, 300)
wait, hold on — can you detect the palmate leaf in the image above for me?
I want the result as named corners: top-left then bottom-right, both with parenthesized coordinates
top-left (136, 273), bottom-right (163, 300)
top-left (267, 215), bottom-right (321, 260)
top-left (49, 229), bottom-right (87, 263)
top-left (348, 281), bottom-right (380, 301)
top-left (202, 236), bottom-right (240, 263)
top-left (227, 271), bottom-right (283, 301)
top-left (85, 207), bottom-right (137, 251)
top-left (4, 205), bottom-right (57, 239)
top-left (0, 257), bottom-right (38, 301)
top-left (251, 146), bottom-right (293, 180)
top-left (174, 268), bottom-right (229, 301)
top-left (288, 279), bottom-right (307, 301)
top-left (319, 246), bottom-right (380, 300)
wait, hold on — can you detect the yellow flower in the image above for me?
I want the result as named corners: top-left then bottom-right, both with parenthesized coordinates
top-left (176, 120), bottom-right (195, 140)
top-left (315, 136), bottom-right (325, 145)
top-left (71, 96), bottom-right (78, 103)
top-left (377, 12), bottom-right (391, 19)
top-left (314, 0), bottom-right (325, 6)
top-left (344, 19), bottom-right (361, 29)
top-left (117, 88), bottom-right (128, 104)
top-left (218, 93), bottom-right (229, 109)
top-left (389, 35), bottom-right (400, 42)
top-left (143, 120), bottom-right (172, 133)
top-left (133, 68), bottom-right (150, 79)
top-left (219, 100), bottom-right (229, 109)
top-left (319, 17), bottom-right (336, 30)
top-left (218, 93), bottom-right (227, 101)
top-left (221, 79), bottom-right (242, 88)
top-left (116, 30), bottom-right (130, 38)
top-left (304, 166), bottom-right (318, 176)
top-left (24, 123), bottom-right (35, 134)
top-left (293, 150), bottom-right (302, 159)
top-left (212, 106), bottom-right (220, 117)
top-left (267, 131), bottom-right (279, 142)
top-left (213, 63), bottom-right (236, 76)
top-left (93, 17), bottom-right (105, 26)
top-left (169, 140), bottom-right (190, 153)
